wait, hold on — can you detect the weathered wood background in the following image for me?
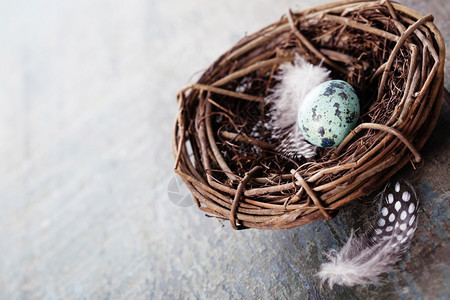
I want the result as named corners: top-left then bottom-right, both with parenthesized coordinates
top-left (0, 0), bottom-right (448, 299)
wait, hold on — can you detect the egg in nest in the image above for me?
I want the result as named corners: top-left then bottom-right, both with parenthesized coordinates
top-left (298, 80), bottom-right (360, 148)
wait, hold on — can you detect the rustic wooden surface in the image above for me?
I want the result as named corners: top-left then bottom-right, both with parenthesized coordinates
top-left (0, 0), bottom-right (448, 299)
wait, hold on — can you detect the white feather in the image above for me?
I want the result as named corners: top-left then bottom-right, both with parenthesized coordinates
top-left (266, 54), bottom-right (330, 158)
top-left (317, 181), bottom-right (419, 288)
top-left (318, 231), bottom-right (405, 287)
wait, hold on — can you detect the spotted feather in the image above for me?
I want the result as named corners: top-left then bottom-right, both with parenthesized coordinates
top-left (371, 180), bottom-right (419, 248)
top-left (318, 180), bottom-right (419, 288)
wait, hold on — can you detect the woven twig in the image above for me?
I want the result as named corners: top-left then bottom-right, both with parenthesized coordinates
top-left (173, 0), bottom-right (445, 230)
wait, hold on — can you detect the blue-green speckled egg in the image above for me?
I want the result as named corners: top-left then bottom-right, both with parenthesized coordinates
top-left (298, 80), bottom-right (360, 148)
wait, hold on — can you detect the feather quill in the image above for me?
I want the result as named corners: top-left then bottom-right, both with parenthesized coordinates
top-left (318, 181), bottom-right (419, 288)
top-left (265, 54), bottom-right (330, 158)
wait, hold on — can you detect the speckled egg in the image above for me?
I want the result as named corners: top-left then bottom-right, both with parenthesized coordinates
top-left (298, 80), bottom-right (360, 148)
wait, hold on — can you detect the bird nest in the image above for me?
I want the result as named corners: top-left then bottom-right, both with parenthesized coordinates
top-left (172, 0), bottom-right (445, 229)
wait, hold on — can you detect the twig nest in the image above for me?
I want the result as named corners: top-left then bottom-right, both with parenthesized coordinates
top-left (299, 80), bottom-right (360, 148)
top-left (173, 0), bottom-right (445, 230)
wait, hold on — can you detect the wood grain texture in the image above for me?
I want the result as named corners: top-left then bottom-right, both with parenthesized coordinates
top-left (0, 0), bottom-right (448, 298)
